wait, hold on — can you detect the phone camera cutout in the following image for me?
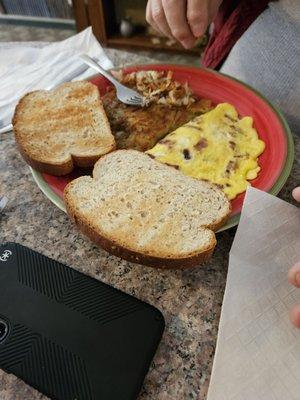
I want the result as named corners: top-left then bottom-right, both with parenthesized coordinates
top-left (0, 319), bottom-right (9, 343)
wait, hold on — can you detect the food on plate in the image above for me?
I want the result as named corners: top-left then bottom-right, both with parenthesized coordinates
top-left (147, 103), bottom-right (265, 200)
top-left (112, 69), bottom-right (196, 106)
top-left (102, 88), bottom-right (212, 151)
top-left (13, 81), bottom-right (115, 176)
top-left (64, 150), bottom-right (231, 269)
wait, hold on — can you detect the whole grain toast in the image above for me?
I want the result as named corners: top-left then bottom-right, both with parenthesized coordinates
top-left (13, 81), bottom-right (116, 176)
top-left (64, 150), bottom-right (231, 269)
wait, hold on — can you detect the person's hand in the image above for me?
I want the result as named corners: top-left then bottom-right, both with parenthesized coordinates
top-left (146, 0), bottom-right (222, 49)
top-left (288, 187), bottom-right (300, 327)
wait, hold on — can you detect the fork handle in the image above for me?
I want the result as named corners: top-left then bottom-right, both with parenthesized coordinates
top-left (0, 124), bottom-right (12, 134)
top-left (80, 54), bottom-right (119, 87)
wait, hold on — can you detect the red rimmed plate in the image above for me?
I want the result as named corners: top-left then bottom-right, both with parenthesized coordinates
top-left (30, 64), bottom-right (294, 231)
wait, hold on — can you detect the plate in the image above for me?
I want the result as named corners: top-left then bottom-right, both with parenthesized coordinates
top-left (30, 64), bottom-right (294, 231)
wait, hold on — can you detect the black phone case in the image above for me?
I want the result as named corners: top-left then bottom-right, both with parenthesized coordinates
top-left (0, 242), bottom-right (164, 400)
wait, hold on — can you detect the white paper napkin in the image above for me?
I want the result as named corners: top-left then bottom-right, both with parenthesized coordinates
top-left (207, 187), bottom-right (300, 400)
top-left (0, 27), bottom-right (113, 129)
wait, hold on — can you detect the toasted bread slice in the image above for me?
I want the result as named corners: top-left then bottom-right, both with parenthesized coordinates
top-left (13, 81), bottom-right (116, 176)
top-left (64, 150), bottom-right (231, 269)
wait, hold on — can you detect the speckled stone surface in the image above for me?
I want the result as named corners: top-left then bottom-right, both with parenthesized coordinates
top-left (0, 46), bottom-right (299, 400)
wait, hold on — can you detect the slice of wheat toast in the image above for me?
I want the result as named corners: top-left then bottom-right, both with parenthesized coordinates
top-left (64, 150), bottom-right (231, 269)
top-left (13, 81), bottom-right (116, 176)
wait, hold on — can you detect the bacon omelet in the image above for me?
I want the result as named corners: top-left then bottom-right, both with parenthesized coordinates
top-left (147, 103), bottom-right (265, 200)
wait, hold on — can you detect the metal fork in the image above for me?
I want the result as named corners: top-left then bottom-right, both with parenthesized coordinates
top-left (0, 196), bottom-right (8, 214)
top-left (80, 54), bottom-right (145, 107)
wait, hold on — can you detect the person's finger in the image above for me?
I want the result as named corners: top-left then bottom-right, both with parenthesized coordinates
top-left (187, 0), bottom-right (209, 38)
top-left (162, 0), bottom-right (196, 49)
top-left (146, 0), bottom-right (163, 36)
top-left (292, 187), bottom-right (300, 202)
top-left (146, 0), bottom-right (160, 34)
top-left (288, 261), bottom-right (300, 288)
top-left (146, 0), bottom-right (152, 25)
top-left (150, 0), bottom-right (173, 39)
top-left (289, 304), bottom-right (300, 328)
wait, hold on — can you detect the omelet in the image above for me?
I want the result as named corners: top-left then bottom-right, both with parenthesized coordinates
top-left (146, 103), bottom-right (265, 200)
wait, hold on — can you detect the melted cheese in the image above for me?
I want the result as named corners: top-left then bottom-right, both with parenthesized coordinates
top-left (147, 103), bottom-right (265, 200)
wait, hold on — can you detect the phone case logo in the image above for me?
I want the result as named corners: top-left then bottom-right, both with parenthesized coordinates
top-left (0, 250), bottom-right (12, 262)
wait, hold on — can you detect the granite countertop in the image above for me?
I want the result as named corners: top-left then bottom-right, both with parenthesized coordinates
top-left (0, 47), bottom-right (299, 400)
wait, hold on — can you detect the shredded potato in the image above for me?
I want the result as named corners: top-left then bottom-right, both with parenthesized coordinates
top-left (112, 70), bottom-right (196, 107)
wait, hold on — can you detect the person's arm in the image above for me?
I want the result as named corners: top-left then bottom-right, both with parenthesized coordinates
top-left (146, 0), bottom-right (222, 49)
top-left (288, 187), bottom-right (300, 327)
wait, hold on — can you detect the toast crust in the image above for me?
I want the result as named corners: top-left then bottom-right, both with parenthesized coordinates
top-left (13, 83), bottom-right (116, 176)
top-left (65, 197), bottom-right (216, 269)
